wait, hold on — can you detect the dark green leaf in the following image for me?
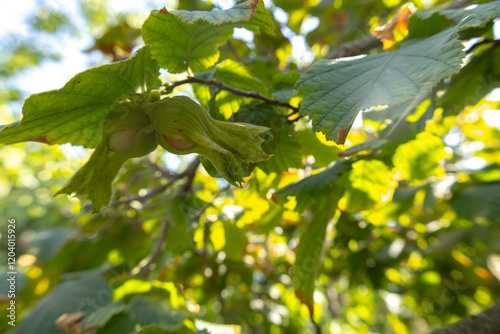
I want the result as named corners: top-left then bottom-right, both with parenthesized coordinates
top-left (128, 296), bottom-right (190, 331)
top-left (452, 182), bottom-right (500, 223)
top-left (296, 27), bottom-right (463, 144)
top-left (292, 192), bottom-right (338, 315)
top-left (11, 274), bottom-right (111, 334)
top-left (439, 46), bottom-right (500, 116)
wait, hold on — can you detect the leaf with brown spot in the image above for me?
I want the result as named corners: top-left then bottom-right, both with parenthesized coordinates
top-left (246, 0), bottom-right (258, 17)
top-left (373, 3), bottom-right (416, 50)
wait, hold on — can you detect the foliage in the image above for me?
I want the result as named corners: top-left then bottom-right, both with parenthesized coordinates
top-left (0, 0), bottom-right (500, 333)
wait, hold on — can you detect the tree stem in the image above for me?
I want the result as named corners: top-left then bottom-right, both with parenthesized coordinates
top-left (165, 77), bottom-right (300, 113)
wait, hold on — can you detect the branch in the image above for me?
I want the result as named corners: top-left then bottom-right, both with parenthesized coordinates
top-left (166, 77), bottom-right (300, 113)
top-left (310, 313), bottom-right (322, 334)
top-left (180, 156), bottom-right (201, 193)
top-left (467, 39), bottom-right (500, 54)
top-left (324, 0), bottom-right (478, 60)
top-left (189, 185), bottom-right (229, 220)
top-left (110, 178), bottom-right (178, 207)
top-left (431, 302), bottom-right (500, 334)
top-left (138, 219), bottom-right (170, 279)
top-left (111, 156), bottom-right (201, 207)
top-left (325, 35), bottom-right (383, 59)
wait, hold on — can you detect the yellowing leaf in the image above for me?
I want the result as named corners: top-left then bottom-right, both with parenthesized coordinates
top-left (393, 132), bottom-right (446, 181)
top-left (338, 160), bottom-right (396, 212)
top-left (373, 3), bottom-right (416, 50)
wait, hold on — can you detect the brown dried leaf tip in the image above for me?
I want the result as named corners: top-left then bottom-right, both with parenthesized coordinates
top-left (159, 7), bottom-right (170, 14)
top-left (336, 128), bottom-right (349, 145)
top-left (55, 312), bottom-right (100, 334)
top-left (246, 0), bottom-right (258, 17)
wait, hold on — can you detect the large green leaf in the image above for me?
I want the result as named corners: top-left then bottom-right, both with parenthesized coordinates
top-left (451, 182), bottom-right (500, 223)
top-left (393, 132), bottom-right (446, 181)
top-left (413, 1), bottom-right (500, 32)
top-left (142, 13), bottom-right (234, 74)
top-left (0, 47), bottom-right (159, 148)
top-left (10, 274), bottom-right (111, 334)
top-left (258, 128), bottom-right (304, 174)
top-left (215, 59), bottom-right (268, 96)
top-left (292, 192), bottom-right (338, 315)
top-left (338, 160), bottom-right (396, 212)
top-left (276, 160), bottom-right (346, 211)
top-left (295, 27), bottom-right (463, 143)
top-left (142, 1), bottom-right (274, 74)
top-left (173, 0), bottom-right (274, 34)
top-left (213, 60), bottom-right (269, 119)
top-left (439, 46), bottom-right (500, 115)
top-left (128, 296), bottom-right (190, 331)
top-left (231, 103), bottom-right (283, 154)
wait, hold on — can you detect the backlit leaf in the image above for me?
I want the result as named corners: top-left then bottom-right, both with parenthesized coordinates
top-left (142, 1), bottom-right (274, 73)
top-left (338, 160), bottom-right (396, 212)
top-left (393, 132), bottom-right (446, 181)
top-left (0, 47), bottom-right (159, 148)
top-left (293, 192), bottom-right (338, 315)
top-left (296, 28), bottom-right (463, 144)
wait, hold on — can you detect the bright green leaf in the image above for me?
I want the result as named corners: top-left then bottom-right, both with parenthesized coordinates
top-left (215, 59), bottom-right (268, 96)
top-left (82, 300), bottom-right (126, 329)
top-left (258, 127), bottom-right (304, 174)
top-left (142, 1), bottom-right (274, 74)
top-left (128, 296), bottom-right (189, 331)
top-left (338, 160), bottom-right (396, 212)
top-left (213, 60), bottom-right (269, 118)
top-left (393, 132), bottom-right (446, 181)
top-left (276, 160), bottom-right (346, 211)
top-left (142, 12), bottom-right (234, 73)
top-left (293, 192), bottom-right (338, 315)
top-left (0, 46), bottom-right (160, 148)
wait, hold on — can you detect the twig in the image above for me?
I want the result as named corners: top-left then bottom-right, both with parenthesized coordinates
top-left (189, 185), bottom-right (229, 220)
top-left (325, 35), bottom-right (383, 59)
top-left (111, 157), bottom-right (200, 207)
top-left (110, 178), bottom-right (178, 207)
top-left (467, 39), bottom-right (500, 54)
top-left (326, 283), bottom-right (341, 319)
top-left (310, 313), bottom-right (322, 334)
top-left (138, 219), bottom-right (170, 279)
top-left (165, 77), bottom-right (300, 113)
top-left (324, 0), bottom-right (479, 60)
top-left (383, 100), bottom-right (422, 140)
top-left (226, 40), bottom-right (243, 64)
top-left (180, 156), bottom-right (201, 193)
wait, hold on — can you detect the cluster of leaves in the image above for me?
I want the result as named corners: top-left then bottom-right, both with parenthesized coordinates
top-left (1, 0), bottom-right (500, 333)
